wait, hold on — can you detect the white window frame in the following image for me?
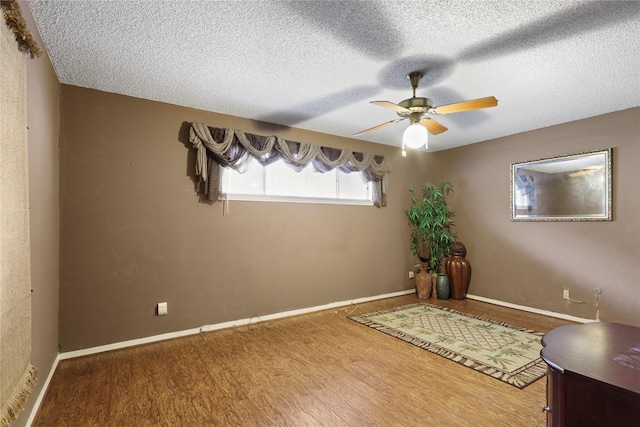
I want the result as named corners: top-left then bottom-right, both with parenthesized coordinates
top-left (220, 159), bottom-right (374, 206)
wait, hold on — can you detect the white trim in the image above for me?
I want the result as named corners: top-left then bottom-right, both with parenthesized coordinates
top-left (199, 288), bottom-right (415, 332)
top-left (51, 290), bottom-right (592, 361)
top-left (466, 294), bottom-right (596, 324)
top-left (59, 327), bottom-right (204, 360)
top-left (222, 194), bottom-right (374, 206)
top-left (60, 288), bottom-right (416, 360)
top-left (25, 354), bottom-right (61, 427)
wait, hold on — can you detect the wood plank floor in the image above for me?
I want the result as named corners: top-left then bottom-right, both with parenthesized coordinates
top-left (33, 294), bottom-right (574, 426)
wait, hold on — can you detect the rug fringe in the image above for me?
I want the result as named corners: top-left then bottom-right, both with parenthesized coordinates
top-left (0, 364), bottom-right (38, 427)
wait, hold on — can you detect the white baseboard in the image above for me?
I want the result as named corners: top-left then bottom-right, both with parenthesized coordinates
top-left (59, 290), bottom-right (587, 362)
top-left (199, 288), bottom-right (416, 333)
top-left (59, 326), bottom-right (204, 360)
top-left (60, 288), bottom-right (416, 360)
top-left (466, 294), bottom-right (595, 324)
top-left (25, 353), bottom-right (60, 427)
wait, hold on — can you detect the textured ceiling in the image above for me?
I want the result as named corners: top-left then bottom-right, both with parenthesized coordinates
top-left (28, 0), bottom-right (640, 152)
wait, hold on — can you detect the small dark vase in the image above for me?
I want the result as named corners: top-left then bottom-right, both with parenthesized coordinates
top-left (444, 242), bottom-right (472, 300)
top-left (436, 273), bottom-right (450, 300)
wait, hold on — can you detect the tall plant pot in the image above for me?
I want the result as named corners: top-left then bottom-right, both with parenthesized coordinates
top-left (415, 264), bottom-right (432, 300)
top-left (444, 242), bottom-right (471, 300)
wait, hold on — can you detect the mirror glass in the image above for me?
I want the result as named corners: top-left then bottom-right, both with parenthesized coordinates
top-left (511, 149), bottom-right (611, 221)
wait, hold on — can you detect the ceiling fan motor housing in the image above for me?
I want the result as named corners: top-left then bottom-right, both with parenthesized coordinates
top-left (398, 97), bottom-right (434, 122)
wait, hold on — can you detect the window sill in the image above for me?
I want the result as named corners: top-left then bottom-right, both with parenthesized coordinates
top-left (220, 194), bottom-right (374, 206)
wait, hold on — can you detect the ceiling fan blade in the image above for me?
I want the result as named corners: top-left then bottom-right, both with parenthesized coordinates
top-left (353, 118), bottom-right (405, 137)
top-left (420, 118), bottom-right (448, 135)
top-left (370, 100), bottom-right (411, 113)
top-left (432, 96), bottom-right (498, 115)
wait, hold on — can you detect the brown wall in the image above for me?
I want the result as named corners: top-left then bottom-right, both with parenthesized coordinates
top-left (19, 2), bottom-right (60, 426)
top-left (428, 108), bottom-right (640, 325)
top-left (58, 85), bottom-right (426, 351)
top-left (57, 85), bottom-right (639, 352)
top-left (15, 5), bottom-right (639, 419)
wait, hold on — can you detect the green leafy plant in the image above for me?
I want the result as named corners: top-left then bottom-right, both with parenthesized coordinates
top-left (406, 180), bottom-right (457, 272)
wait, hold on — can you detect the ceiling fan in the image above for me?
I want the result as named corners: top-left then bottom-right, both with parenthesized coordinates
top-left (354, 71), bottom-right (498, 152)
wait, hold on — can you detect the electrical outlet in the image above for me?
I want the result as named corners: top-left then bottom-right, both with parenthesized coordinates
top-left (157, 302), bottom-right (168, 316)
top-left (409, 271), bottom-right (415, 279)
top-left (562, 289), bottom-right (570, 300)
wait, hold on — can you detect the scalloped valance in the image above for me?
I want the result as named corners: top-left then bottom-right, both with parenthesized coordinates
top-left (189, 123), bottom-right (392, 207)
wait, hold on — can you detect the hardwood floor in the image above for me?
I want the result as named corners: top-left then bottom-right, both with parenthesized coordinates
top-left (33, 294), bottom-right (573, 426)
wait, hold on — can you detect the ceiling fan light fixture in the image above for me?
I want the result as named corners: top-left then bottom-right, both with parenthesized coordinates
top-left (353, 70), bottom-right (496, 146)
top-left (403, 122), bottom-right (428, 149)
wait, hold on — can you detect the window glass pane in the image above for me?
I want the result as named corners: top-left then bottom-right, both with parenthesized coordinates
top-left (221, 158), bottom-right (371, 204)
top-left (266, 162), bottom-right (336, 198)
top-left (299, 167), bottom-right (337, 198)
top-left (515, 192), bottom-right (530, 210)
top-left (265, 161), bottom-right (305, 196)
top-left (224, 158), bottom-right (263, 195)
top-left (338, 170), bottom-right (370, 200)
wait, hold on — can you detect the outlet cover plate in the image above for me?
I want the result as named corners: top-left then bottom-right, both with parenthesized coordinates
top-left (157, 302), bottom-right (168, 316)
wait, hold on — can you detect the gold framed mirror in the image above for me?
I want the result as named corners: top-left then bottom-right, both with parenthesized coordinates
top-left (511, 149), bottom-right (612, 221)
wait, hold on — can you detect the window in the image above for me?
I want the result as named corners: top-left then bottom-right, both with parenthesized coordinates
top-left (514, 191), bottom-right (531, 212)
top-left (221, 159), bottom-right (372, 205)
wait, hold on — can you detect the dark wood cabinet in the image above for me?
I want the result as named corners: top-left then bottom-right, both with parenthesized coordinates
top-left (541, 322), bottom-right (640, 427)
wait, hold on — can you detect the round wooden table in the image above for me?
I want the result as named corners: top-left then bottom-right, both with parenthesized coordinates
top-left (540, 322), bottom-right (640, 427)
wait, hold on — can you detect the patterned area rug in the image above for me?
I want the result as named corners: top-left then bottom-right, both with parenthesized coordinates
top-left (349, 302), bottom-right (547, 388)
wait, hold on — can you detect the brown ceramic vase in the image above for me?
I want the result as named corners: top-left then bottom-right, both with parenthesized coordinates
top-left (444, 242), bottom-right (472, 300)
top-left (415, 263), bottom-right (432, 299)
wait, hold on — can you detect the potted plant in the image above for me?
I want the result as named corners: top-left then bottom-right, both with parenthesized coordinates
top-left (406, 181), bottom-right (457, 299)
